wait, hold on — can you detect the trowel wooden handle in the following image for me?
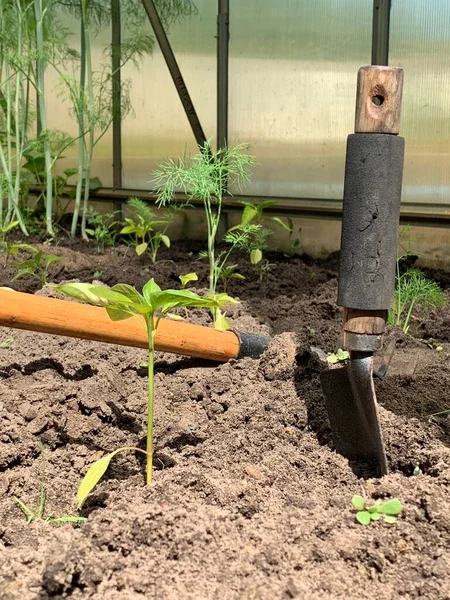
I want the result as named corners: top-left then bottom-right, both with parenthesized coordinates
top-left (0, 289), bottom-right (268, 361)
top-left (343, 308), bottom-right (386, 335)
top-left (355, 66), bottom-right (403, 134)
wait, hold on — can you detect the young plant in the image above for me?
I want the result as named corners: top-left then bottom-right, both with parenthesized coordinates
top-left (284, 218), bottom-right (302, 257)
top-left (326, 348), bottom-right (350, 364)
top-left (153, 141), bottom-right (257, 305)
top-left (0, 220), bottom-right (37, 267)
top-left (232, 200), bottom-right (292, 263)
top-left (352, 495), bottom-right (403, 525)
top-left (390, 268), bottom-right (446, 333)
top-left (13, 250), bottom-right (62, 287)
top-left (0, 336), bottom-right (14, 349)
top-left (120, 197), bottom-right (175, 261)
top-left (217, 264), bottom-right (245, 294)
top-left (179, 272), bottom-right (198, 288)
top-left (55, 278), bottom-right (236, 506)
top-left (85, 207), bottom-right (119, 251)
top-left (15, 442), bottom-right (87, 525)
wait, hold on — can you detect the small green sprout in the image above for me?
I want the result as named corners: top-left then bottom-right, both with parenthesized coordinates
top-left (55, 278), bottom-right (237, 507)
top-left (352, 495), bottom-right (403, 525)
top-left (15, 442), bottom-right (86, 525)
top-left (179, 272), bottom-right (198, 288)
top-left (0, 337), bottom-right (14, 349)
top-left (326, 348), bottom-right (350, 364)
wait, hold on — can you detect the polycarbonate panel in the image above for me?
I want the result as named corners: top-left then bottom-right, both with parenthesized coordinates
top-left (390, 0), bottom-right (450, 205)
top-left (45, 15), bottom-right (113, 187)
top-left (121, 1), bottom-right (216, 189)
top-left (228, 0), bottom-right (372, 198)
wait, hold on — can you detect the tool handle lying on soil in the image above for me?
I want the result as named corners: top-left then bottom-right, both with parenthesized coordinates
top-left (0, 288), bottom-right (269, 362)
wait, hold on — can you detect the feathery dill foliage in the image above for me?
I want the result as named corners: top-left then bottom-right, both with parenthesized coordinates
top-left (153, 142), bottom-right (257, 296)
top-left (391, 268), bottom-right (447, 333)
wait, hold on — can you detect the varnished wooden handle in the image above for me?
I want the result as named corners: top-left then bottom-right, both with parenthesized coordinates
top-left (355, 66), bottom-right (403, 134)
top-left (343, 308), bottom-right (387, 335)
top-left (0, 289), bottom-right (241, 362)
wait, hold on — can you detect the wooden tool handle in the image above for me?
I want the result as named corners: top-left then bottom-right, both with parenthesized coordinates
top-left (343, 308), bottom-right (387, 335)
top-left (355, 65), bottom-right (403, 134)
top-left (0, 289), bottom-right (241, 362)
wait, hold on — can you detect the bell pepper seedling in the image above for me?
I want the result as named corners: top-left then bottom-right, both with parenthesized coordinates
top-left (55, 279), bottom-right (237, 508)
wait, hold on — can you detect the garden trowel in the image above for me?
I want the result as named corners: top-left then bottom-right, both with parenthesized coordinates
top-left (320, 65), bottom-right (405, 477)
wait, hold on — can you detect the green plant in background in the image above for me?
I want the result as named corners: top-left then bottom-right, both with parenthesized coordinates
top-left (55, 278), bottom-right (236, 505)
top-left (21, 130), bottom-right (77, 227)
top-left (154, 141), bottom-right (257, 320)
top-left (59, 0), bottom-right (196, 240)
top-left (14, 442), bottom-right (87, 525)
top-left (231, 199), bottom-right (292, 266)
top-left (284, 218), bottom-right (302, 257)
top-left (0, 220), bottom-right (37, 267)
top-left (179, 272), bottom-right (198, 288)
top-left (390, 268), bottom-right (447, 333)
top-left (0, 0), bottom-right (38, 234)
top-left (120, 197), bottom-right (178, 261)
top-left (13, 249), bottom-right (62, 286)
top-left (85, 207), bottom-right (119, 251)
top-left (217, 264), bottom-right (245, 294)
top-left (352, 495), bottom-right (403, 525)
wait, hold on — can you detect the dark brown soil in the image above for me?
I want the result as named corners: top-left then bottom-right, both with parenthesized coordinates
top-left (1, 242), bottom-right (450, 599)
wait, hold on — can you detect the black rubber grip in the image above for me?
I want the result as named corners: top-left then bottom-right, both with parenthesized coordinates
top-left (234, 330), bottom-right (270, 359)
top-left (338, 133), bottom-right (405, 310)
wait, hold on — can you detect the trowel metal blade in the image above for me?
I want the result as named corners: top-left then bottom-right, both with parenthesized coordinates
top-left (320, 352), bottom-right (388, 477)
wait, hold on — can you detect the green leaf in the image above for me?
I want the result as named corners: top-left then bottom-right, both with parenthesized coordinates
top-left (370, 512), bottom-right (381, 521)
top-left (136, 242), bottom-right (148, 256)
top-left (179, 272), bottom-right (198, 288)
top-left (111, 284), bottom-right (144, 304)
top-left (211, 293), bottom-right (240, 307)
top-left (383, 516), bottom-right (397, 524)
top-left (45, 254), bottom-right (62, 266)
top-left (77, 448), bottom-right (129, 508)
top-left (0, 337), bottom-right (14, 349)
top-left (377, 499), bottom-right (402, 516)
top-left (88, 286), bottom-right (133, 305)
top-left (47, 516), bottom-right (87, 524)
top-left (356, 511), bottom-right (371, 526)
top-left (119, 225), bottom-right (136, 235)
top-left (63, 168), bottom-right (79, 178)
top-left (250, 248), bottom-right (263, 265)
top-left (54, 283), bottom-right (109, 306)
top-left (14, 497), bottom-right (36, 523)
top-left (105, 306), bottom-right (135, 322)
top-left (240, 204), bottom-right (258, 226)
top-left (88, 176), bottom-right (102, 191)
top-left (166, 313), bottom-right (184, 321)
top-left (142, 278), bottom-right (162, 306)
top-left (352, 495), bottom-right (365, 511)
top-left (2, 221), bottom-right (20, 234)
top-left (214, 310), bottom-right (232, 331)
top-left (270, 216), bottom-right (291, 231)
top-left (160, 234), bottom-right (170, 248)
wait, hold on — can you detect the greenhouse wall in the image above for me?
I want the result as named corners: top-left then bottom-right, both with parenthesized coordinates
top-left (44, 0), bottom-right (450, 265)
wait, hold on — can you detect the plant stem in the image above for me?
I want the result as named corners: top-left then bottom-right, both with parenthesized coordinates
top-left (146, 317), bottom-right (155, 485)
top-left (34, 0), bottom-right (54, 237)
top-left (71, 7), bottom-right (87, 237)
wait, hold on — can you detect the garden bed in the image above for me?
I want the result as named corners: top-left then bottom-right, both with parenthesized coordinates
top-left (1, 241), bottom-right (449, 599)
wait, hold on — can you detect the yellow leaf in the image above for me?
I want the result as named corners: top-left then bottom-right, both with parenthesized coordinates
top-left (77, 448), bottom-right (129, 508)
